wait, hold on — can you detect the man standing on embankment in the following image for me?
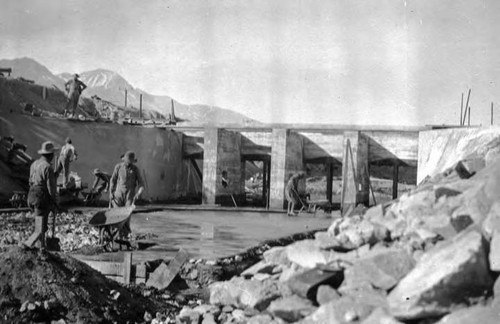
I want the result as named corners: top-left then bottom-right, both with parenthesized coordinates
top-left (64, 73), bottom-right (86, 117)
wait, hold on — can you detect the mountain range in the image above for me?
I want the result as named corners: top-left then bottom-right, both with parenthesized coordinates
top-left (0, 57), bottom-right (260, 125)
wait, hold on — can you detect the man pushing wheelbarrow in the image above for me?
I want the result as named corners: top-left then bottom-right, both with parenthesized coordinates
top-left (90, 151), bottom-right (144, 251)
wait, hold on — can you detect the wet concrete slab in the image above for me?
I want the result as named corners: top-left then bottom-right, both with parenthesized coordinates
top-left (74, 209), bottom-right (334, 264)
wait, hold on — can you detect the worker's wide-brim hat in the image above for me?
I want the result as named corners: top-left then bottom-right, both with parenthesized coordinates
top-left (93, 168), bottom-right (101, 175)
top-left (73, 73), bottom-right (80, 78)
top-left (122, 151), bottom-right (137, 163)
top-left (38, 141), bottom-right (59, 154)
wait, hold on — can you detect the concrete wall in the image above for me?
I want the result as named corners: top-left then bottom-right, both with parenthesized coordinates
top-left (417, 127), bottom-right (500, 183)
top-left (0, 113), bottom-right (200, 201)
top-left (240, 131), bottom-right (272, 157)
top-left (365, 131), bottom-right (419, 166)
top-left (269, 129), bottom-right (305, 209)
top-left (299, 131), bottom-right (344, 162)
top-left (202, 128), bottom-right (244, 205)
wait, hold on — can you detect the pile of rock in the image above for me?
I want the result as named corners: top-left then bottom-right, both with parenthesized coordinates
top-left (175, 158), bottom-right (500, 323)
top-left (0, 211), bottom-right (102, 252)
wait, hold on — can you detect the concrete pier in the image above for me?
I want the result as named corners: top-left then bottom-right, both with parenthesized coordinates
top-left (193, 125), bottom-right (422, 210)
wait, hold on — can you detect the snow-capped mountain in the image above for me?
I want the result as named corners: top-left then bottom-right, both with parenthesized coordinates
top-left (1, 57), bottom-right (259, 125)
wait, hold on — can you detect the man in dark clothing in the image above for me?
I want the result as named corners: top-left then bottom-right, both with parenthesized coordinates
top-left (64, 74), bottom-right (87, 117)
top-left (91, 168), bottom-right (111, 195)
top-left (84, 168), bottom-right (111, 203)
top-left (24, 141), bottom-right (59, 249)
top-left (285, 172), bottom-right (305, 216)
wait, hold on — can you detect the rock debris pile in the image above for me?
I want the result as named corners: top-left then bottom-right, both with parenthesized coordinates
top-left (176, 158), bottom-right (500, 323)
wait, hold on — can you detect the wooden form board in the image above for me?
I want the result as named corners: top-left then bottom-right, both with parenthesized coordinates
top-left (79, 252), bottom-right (147, 285)
top-left (146, 248), bottom-right (189, 290)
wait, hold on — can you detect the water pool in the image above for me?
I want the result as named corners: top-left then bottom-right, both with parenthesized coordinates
top-left (77, 209), bottom-right (333, 263)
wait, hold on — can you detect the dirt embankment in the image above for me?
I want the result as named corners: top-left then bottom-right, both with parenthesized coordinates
top-left (0, 77), bottom-right (96, 116)
top-left (0, 247), bottom-right (158, 324)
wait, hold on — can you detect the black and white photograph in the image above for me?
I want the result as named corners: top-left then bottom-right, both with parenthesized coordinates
top-left (1, 0), bottom-right (500, 323)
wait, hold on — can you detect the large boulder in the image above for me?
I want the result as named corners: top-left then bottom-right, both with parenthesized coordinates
top-left (342, 247), bottom-right (415, 291)
top-left (489, 230), bottom-right (500, 271)
top-left (300, 296), bottom-right (377, 323)
top-left (263, 247), bottom-right (290, 266)
top-left (286, 240), bottom-right (328, 268)
top-left (388, 228), bottom-right (493, 320)
top-left (482, 201), bottom-right (500, 240)
top-left (436, 304), bottom-right (500, 324)
top-left (209, 277), bottom-right (282, 311)
top-left (267, 295), bottom-right (316, 322)
top-left (361, 307), bottom-right (403, 324)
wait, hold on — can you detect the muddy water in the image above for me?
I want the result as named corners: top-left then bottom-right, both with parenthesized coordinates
top-left (76, 210), bottom-right (333, 264)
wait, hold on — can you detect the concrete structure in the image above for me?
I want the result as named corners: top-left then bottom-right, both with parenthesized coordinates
top-left (176, 125), bottom-right (423, 211)
top-left (1, 112), bottom-right (429, 210)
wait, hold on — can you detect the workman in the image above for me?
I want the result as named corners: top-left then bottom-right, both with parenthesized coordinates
top-left (64, 73), bottom-right (87, 117)
top-left (285, 172), bottom-right (305, 216)
top-left (56, 137), bottom-right (78, 188)
top-left (91, 168), bottom-right (111, 195)
top-left (23, 141), bottom-right (59, 250)
top-left (109, 151), bottom-right (144, 239)
top-left (109, 151), bottom-right (144, 207)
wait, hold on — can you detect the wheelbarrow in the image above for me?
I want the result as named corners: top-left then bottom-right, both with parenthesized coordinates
top-left (89, 205), bottom-right (136, 251)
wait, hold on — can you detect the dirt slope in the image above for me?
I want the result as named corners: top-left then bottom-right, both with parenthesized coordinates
top-left (0, 247), bottom-right (159, 323)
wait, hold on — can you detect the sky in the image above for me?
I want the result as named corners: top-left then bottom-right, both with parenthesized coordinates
top-left (1, 0), bottom-right (500, 126)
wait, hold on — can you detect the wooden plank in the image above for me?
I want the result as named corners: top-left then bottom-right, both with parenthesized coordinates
top-left (136, 264), bottom-right (147, 279)
top-left (106, 275), bottom-right (124, 284)
top-left (146, 248), bottom-right (189, 290)
top-left (123, 252), bottom-right (133, 285)
top-left (81, 260), bottom-right (123, 276)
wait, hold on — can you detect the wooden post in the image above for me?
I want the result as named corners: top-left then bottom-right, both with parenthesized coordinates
top-left (262, 160), bottom-right (268, 204)
top-left (392, 162), bottom-right (399, 200)
top-left (139, 94), bottom-right (143, 118)
top-left (326, 161), bottom-right (333, 203)
top-left (462, 89), bottom-right (471, 126)
top-left (266, 160), bottom-right (271, 209)
top-left (460, 93), bottom-right (463, 126)
top-left (492, 102), bottom-right (494, 126)
top-left (124, 89), bottom-right (128, 108)
top-left (468, 106), bottom-right (471, 126)
top-left (123, 252), bottom-right (132, 285)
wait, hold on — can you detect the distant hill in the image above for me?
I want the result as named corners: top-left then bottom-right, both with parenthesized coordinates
top-left (0, 57), bottom-right (65, 90)
top-left (1, 57), bottom-right (260, 125)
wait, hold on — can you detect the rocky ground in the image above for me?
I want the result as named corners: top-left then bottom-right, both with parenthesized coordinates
top-left (2, 136), bottom-right (500, 323)
top-left (173, 147), bottom-right (500, 323)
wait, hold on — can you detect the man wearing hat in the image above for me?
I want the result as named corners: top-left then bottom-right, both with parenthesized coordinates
top-left (109, 151), bottom-right (144, 207)
top-left (24, 141), bottom-right (59, 249)
top-left (109, 151), bottom-right (144, 240)
top-left (56, 137), bottom-right (78, 188)
top-left (64, 73), bottom-right (87, 117)
top-left (285, 172), bottom-right (305, 216)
